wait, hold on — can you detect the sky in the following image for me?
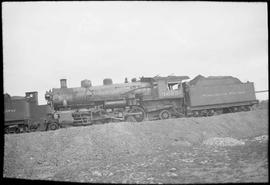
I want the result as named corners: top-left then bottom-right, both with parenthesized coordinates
top-left (2, 1), bottom-right (268, 104)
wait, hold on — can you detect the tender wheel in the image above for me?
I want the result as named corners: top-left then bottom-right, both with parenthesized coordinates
top-left (48, 122), bottom-right (59, 131)
top-left (159, 110), bottom-right (171, 120)
top-left (15, 127), bottom-right (21, 134)
top-left (192, 111), bottom-right (200, 117)
top-left (130, 106), bottom-right (145, 122)
top-left (126, 116), bottom-right (136, 122)
top-left (29, 125), bottom-right (37, 131)
top-left (213, 109), bottom-right (223, 116)
top-left (94, 120), bottom-right (103, 125)
top-left (5, 127), bottom-right (10, 134)
top-left (244, 106), bottom-right (251, 111)
top-left (207, 109), bottom-right (215, 116)
top-left (23, 125), bottom-right (29, 132)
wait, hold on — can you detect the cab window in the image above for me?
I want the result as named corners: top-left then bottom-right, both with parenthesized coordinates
top-left (168, 82), bottom-right (181, 90)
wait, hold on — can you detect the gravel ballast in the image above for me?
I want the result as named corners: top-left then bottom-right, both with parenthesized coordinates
top-left (4, 109), bottom-right (268, 183)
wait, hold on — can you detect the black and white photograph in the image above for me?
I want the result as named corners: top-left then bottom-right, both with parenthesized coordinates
top-left (2, 1), bottom-right (268, 184)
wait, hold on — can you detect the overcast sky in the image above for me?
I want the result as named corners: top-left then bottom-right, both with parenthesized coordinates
top-left (2, 1), bottom-right (268, 104)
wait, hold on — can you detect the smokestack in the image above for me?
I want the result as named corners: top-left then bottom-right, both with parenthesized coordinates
top-left (60, 79), bottom-right (67, 88)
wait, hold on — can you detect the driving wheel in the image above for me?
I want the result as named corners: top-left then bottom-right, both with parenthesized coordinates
top-left (130, 106), bottom-right (145, 122)
top-left (48, 122), bottom-right (59, 131)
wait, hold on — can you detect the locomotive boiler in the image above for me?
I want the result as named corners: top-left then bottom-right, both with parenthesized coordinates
top-left (45, 78), bottom-right (152, 110)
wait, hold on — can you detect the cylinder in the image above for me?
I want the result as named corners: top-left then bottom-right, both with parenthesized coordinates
top-left (103, 78), bottom-right (113, 85)
top-left (60, 79), bottom-right (67, 88)
top-left (81, 79), bottom-right (92, 88)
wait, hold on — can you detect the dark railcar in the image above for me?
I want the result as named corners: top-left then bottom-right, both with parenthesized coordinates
top-left (4, 92), bottom-right (57, 133)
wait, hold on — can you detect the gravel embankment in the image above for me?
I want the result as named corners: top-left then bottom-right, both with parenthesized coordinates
top-left (4, 109), bottom-right (268, 182)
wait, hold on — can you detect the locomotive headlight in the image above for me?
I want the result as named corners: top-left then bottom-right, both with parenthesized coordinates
top-left (54, 114), bottom-right (59, 119)
top-left (118, 112), bottom-right (123, 117)
top-left (45, 94), bottom-right (51, 100)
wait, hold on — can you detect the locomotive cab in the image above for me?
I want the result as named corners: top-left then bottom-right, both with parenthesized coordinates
top-left (153, 76), bottom-right (189, 99)
top-left (138, 76), bottom-right (190, 120)
top-left (25, 91), bottom-right (38, 105)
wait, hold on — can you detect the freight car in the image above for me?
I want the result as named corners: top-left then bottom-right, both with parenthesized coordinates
top-left (4, 91), bottom-right (58, 134)
top-left (45, 75), bottom-right (258, 128)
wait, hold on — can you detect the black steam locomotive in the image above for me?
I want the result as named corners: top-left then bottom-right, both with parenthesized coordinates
top-left (4, 75), bottom-right (258, 134)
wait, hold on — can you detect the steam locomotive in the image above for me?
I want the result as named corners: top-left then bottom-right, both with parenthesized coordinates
top-left (4, 75), bottom-right (258, 134)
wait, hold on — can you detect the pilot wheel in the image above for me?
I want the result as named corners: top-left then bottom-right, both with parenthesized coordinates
top-left (126, 115), bottom-right (136, 122)
top-left (48, 122), bottom-right (59, 131)
top-left (5, 127), bottom-right (9, 134)
top-left (159, 109), bottom-right (171, 120)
